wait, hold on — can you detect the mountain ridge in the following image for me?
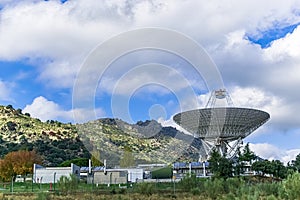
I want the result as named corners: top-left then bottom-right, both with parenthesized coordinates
top-left (0, 105), bottom-right (202, 167)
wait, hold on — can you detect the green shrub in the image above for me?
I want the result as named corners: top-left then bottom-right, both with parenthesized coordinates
top-left (225, 177), bottom-right (245, 195)
top-left (223, 193), bottom-right (236, 200)
top-left (178, 173), bottom-right (202, 192)
top-left (190, 187), bottom-right (201, 195)
top-left (119, 188), bottom-right (127, 194)
top-left (110, 188), bottom-right (117, 194)
top-left (281, 172), bottom-right (300, 199)
top-left (266, 194), bottom-right (277, 200)
top-left (135, 182), bottom-right (155, 196)
top-left (257, 182), bottom-right (280, 197)
top-left (57, 174), bottom-right (79, 192)
top-left (203, 178), bottom-right (225, 199)
top-left (35, 192), bottom-right (50, 200)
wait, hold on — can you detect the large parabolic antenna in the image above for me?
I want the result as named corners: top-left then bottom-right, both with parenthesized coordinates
top-left (173, 89), bottom-right (270, 161)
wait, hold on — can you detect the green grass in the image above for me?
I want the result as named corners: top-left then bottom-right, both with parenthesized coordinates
top-left (2, 173), bottom-right (300, 200)
top-left (0, 182), bottom-right (51, 193)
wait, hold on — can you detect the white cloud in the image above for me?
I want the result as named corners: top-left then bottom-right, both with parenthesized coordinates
top-left (23, 96), bottom-right (105, 123)
top-left (264, 26), bottom-right (300, 61)
top-left (100, 64), bottom-right (195, 95)
top-left (38, 60), bottom-right (79, 88)
top-left (262, 26), bottom-right (300, 100)
top-left (249, 143), bottom-right (300, 164)
top-left (0, 0), bottom-right (128, 88)
top-left (0, 80), bottom-right (13, 102)
top-left (230, 86), bottom-right (277, 109)
top-left (158, 116), bottom-right (193, 136)
top-left (1, 0), bottom-right (300, 90)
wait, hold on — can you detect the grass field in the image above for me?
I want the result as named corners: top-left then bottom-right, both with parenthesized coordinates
top-left (0, 192), bottom-right (202, 200)
top-left (1, 173), bottom-right (300, 199)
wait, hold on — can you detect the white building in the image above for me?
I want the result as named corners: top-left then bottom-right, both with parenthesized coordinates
top-left (33, 163), bottom-right (80, 183)
top-left (127, 168), bottom-right (144, 182)
top-left (92, 168), bottom-right (144, 184)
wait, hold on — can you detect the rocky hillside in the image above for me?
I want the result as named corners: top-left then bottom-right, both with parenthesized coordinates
top-left (77, 118), bottom-right (203, 167)
top-left (0, 105), bottom-right (90, 166)
top-left (0, 105), bottom-right (203, 167)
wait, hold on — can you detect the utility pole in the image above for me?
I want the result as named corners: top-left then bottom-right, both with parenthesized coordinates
top-left (54, 172), bottom-right (56, 191)
top-left (10, 176), bottom-right (14, 193)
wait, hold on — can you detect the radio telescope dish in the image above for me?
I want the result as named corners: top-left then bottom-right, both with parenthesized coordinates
top-left (173, 89), bottom-right (270, 161)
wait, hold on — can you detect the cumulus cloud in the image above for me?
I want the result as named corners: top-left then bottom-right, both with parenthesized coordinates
top-left (1, 0), bottom-right (300, 89)
top-left (264, 26), bottom-right (300, 61)
top-left (23, 96), bottom-right (104, 123)
top-left (263, 26), bottom-right (300, 99)
top-left (38, 60), bottom-right (79, 88)
top-left (249, 143), bottom-right (300, 164)
top-left (0, 0), bottom-right (129, 88)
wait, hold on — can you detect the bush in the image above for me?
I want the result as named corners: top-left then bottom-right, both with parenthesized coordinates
top-left (6, 105), bottom-right (14, 110)
top-left (6, 121), bottom-right (17, 131)
top-left (35, 192), bottom-right (51, 200)
top-left (266, 194), bottom-right (277, 200)
top-left (281, 172), bottom-right (300, 199)
top-left (57, 174), bottom-right (79, 192)
top-left (178, 173), bottom-right (202, 192)
top-left (223, 193), bottom-right (236, 200)
top-left (225, 178), bottom-right (245, 195)
top-left (257, 182), bottom-right (280, 197)
top-left (190, 187), bottom-right (201, 195)
top-left (203, 178), bottom-right (225, 199)
top-left (135, 182), bottom-right (155, 196)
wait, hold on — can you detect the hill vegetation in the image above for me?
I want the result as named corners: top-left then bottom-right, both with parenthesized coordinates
top-left (0, 105), bottom-right (90, 166)
top-left (0, 105), bottom-right (202, 167)
top-left (77, 118), bottom-right (202, 167)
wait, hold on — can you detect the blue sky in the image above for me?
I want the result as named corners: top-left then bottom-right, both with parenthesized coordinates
top-left (1, 0), bottom-right (300, 163)
top-left (247, 23), bottom-right (300, 48)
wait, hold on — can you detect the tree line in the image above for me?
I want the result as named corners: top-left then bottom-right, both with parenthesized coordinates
top-left (208, 143), bottom-right (299, 179)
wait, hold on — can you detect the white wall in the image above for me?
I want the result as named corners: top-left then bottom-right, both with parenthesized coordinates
top-left (127, 168), bottom-right (143, 183)
top-left (33, 163), bottom-right (80, 183)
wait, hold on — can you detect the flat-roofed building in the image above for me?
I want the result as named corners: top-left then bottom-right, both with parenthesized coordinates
top-left (173, 162), bottom-right (210, 178)
top-left (92, 168), bottom-right (144, 184)
top-left (33, 163), bottom-right (80, 183)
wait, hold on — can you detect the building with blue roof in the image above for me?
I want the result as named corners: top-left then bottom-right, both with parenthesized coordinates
top-left (173, 162), bottom-right (210, 178)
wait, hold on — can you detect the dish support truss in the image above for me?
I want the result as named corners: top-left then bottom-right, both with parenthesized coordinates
top-left (196, 107), bottom-right (269, 161)
top-left (199, 137), bottom-right (242, 162)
